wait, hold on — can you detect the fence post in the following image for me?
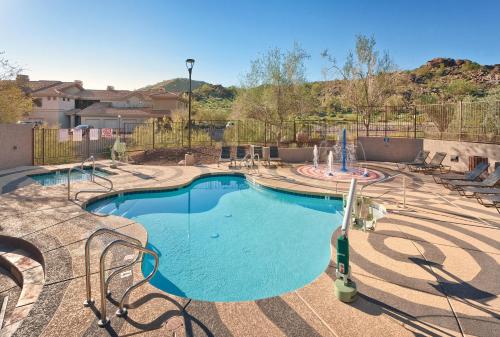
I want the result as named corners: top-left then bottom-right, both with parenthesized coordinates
top-left (356, 109), bottom-right (359, 139)
top-left (42, 128), bottom-right (46, 165)
top-left (181, 120), bottom-right (184, 147)
top-left (85, 130), bottom-right (90, 159)
top-left (413, 106), bottom-right (417, 139)
top-left (293, 120), bottom-right (297, 143)
top-left (441, 103), bottom-right (444, 140)
top-left (384, 106), bottom-right (388, 138)
top-left (152, 121), bottom-right (155, 149)
top-left (264, 121), bottom-right (267, 146)
top-left (458, 100), bottom-right (463, 142)
top-left (31, 128), bottom-right (35, 165)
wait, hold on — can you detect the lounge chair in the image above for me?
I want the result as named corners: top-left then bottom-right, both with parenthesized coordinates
top-left (408, 152), bottom-right (449, 173)
top-left (444, 166), bottom-right (500, 195)
top-left (218, 146), bottom-right (234, 167)
top-left (268, 146), bottom-right (282, 167)
top-left (457, 186), bottom-right (500, 198)
top-left (474, 193), bottom-right (500, 213)
top-left (433, 161), bottom-right (489, 185)
top-left (396, 150), bottom-right (429, 170)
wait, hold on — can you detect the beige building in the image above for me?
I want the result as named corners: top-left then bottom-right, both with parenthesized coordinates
top-left (17, 75), bottom-right (186, 128)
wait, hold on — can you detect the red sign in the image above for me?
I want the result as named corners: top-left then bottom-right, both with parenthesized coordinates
top-left (101, 128), bottom-right (113, 138)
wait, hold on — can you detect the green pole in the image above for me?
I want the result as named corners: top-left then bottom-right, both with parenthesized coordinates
top-left (334, 178), bottom-right (358, 303)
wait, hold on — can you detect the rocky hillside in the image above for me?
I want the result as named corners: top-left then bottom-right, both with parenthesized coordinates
top-left (141, 78), bottom-right (208, 92)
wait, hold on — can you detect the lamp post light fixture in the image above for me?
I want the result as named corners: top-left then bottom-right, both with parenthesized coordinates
top-left (185, 58), bottom-right (195, 151)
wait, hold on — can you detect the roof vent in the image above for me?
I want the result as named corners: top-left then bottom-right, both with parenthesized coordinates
top-left (107, 85), bottom-right (115, 91)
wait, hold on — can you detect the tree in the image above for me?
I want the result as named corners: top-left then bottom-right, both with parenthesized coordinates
top-left (0, 52), bottom-right (32, 123)
top-left (322, 35), bottom-right (397, 135)
top-left (234, 43), bottom-right (310, 123)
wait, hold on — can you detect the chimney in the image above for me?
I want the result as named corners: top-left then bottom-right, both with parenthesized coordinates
top-left (74, 80), bottom-right (83, 86)
top-left (16, 74), bottom-right (29, 86)
top-left (107, 85), bottom-right (115, 91)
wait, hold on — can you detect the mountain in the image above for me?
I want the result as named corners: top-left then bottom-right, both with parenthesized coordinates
top-left (141, 58), bottom-right (499, 107)
top-left (140, 78), bottom-right (209, 92)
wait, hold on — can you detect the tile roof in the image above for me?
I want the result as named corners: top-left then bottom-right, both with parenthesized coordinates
top-left (76, 102), bottom-right (171, 118)
top-left (26, 80), bottom-right (62, 92)
top-left (31, 82), bottom-right (84, 98)
top-left (76, 89), bottom-right (132, 101)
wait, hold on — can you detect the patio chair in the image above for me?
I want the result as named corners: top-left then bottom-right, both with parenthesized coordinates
top-left (474, 193), bottom-right (500, 214)
top-left (111, 138), bottom-right (128, 163)
top-left (396, 150), bottom-right (429, 170)
top-left (408, 152), bottom-right (449, 173)
top-left (218, 146), bottom-right (234, 167)
top-left (433, 161), bottom-right (489, 185)
top-left (268, 145), bottom-right (282, 167)
top-left (444, 166), bottom-right (500, 195)
top-left (457, 186), bottom-right (500, 198)
top-left (235, 146), bottom-right (248, 167)
top-left (252, 145), bottom-right (263, 167)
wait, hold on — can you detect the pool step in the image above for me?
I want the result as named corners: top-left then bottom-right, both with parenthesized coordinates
top-left (0, 243), bottom-right (44, 337)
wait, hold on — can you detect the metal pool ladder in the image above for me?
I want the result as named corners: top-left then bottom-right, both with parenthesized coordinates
top-left (67, 156), bottom-right (114, 200)
top-left (83, 228), bottom-right (159, 327)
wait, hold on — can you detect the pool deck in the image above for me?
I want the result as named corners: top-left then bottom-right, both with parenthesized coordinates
top-left (0, 161), bottom-right (498, 337)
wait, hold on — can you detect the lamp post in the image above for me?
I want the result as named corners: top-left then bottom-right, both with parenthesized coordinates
top-left (117, 114), bottom-right (122, 140)
top-left (185, 58), bottom-right (195, 151)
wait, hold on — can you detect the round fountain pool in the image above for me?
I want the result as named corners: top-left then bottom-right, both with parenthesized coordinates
top-left (296, 164), bottom-right (384, 183)
top-left (86, 175), bottom-right (343, 302)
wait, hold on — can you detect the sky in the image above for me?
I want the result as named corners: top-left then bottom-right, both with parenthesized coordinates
top-left (1, 0), bottom-right (499, 90)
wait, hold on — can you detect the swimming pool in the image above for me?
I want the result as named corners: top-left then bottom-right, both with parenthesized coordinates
top-left (29, 167), bottom-right (109, 186)
top-left (87, 175), bottom-right (343, 302)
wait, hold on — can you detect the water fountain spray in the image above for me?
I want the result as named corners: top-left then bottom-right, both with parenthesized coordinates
top-left (313, 145), bottom-right (319, 169)
top-left (327, 150), bottom-right (334, 176)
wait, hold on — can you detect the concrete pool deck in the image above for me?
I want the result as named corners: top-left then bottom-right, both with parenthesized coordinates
top-left (0, 161), bottom-right (498, 337)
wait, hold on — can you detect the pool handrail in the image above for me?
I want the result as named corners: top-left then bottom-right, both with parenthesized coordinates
top-left (67, 156), bottom-right (113, 200)
top-left (83, 228), bottom-right (143, 308)
top-left (98, 239), bottom-right (159, 327)
top-left (341, 178), bottom-right (357, 237)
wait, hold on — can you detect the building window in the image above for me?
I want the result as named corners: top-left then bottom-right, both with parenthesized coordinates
top-left (33, 98), bottom-right (42, 107)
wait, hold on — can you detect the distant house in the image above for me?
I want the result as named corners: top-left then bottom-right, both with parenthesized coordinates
top-left (16, 75), bottom-right (186, 128)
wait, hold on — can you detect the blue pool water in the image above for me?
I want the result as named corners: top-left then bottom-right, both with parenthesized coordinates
top-left (29, 168), bottom-right (109, 186)
top-left (87, 175), bottom-right (343, 302)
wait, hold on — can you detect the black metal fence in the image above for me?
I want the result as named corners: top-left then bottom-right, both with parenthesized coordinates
top-left (33, 100), bottom-right (499, 165)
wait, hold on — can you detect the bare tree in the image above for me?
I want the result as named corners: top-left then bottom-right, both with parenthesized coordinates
top-left (235, 43), bottom-right (310, 123)
top-left (322, 35), bottom-right (397, 135)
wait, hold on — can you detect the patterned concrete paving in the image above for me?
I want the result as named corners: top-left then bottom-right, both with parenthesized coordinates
top-left (0, 161), bottom-right (498, 337)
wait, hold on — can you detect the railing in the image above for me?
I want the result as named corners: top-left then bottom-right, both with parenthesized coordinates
top-left (341, 178), bottom-right (357, 237)
top-left (67, 156), bottom-right (113, 200)
top-left (83, 228), bottom-right (159, 327)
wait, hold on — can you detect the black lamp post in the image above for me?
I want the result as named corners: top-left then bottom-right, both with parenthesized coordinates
top-left (185, 58), bottom-right (195, 151)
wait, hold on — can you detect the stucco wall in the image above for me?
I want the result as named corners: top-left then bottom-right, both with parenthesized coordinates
top-left (0, 124), bottom-right (33, 170)
top-left (278, 147), bottom-right (333, 163)
top-left (423, 139), bottom-right (500, 173)
top-left (357, 137), bottom-right (423, 162)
